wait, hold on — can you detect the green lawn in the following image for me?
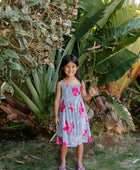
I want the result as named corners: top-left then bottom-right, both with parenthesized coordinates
top-left (0, 128), bottom-right (140, 170)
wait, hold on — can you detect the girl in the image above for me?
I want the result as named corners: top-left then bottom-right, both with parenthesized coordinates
top-left (54, 54), bottom-right (95, 170)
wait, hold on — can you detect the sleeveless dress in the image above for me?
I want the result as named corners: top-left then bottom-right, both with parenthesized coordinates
top-left (56, 80), bottom-right (92, 147)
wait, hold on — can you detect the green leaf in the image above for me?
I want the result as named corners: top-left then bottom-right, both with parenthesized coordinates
top-left (134, 80), bottom-right (140, 91)
top-left (21, 5), bottom-right (29, 14)
top-left (0, 60), bottom-right (6, 69)
top-left (26, 77), bottom-right (45, 113)
top-left (8, 123), bottom-right (26, 129)
top-left (9, 62), bottom-right (21, 70)
top-left (0, 55), bottom-right (8, 60)
top-left (18, 38), bottom-right (25, 49)
top-left (97, 49), bottom-right (138, 86)
top-left (3, 49), bottom-right (19, 59)
top-left (32, 69), bottom-right (44, 101)
top-left (137, 97), bottom-right (140, 102)
top-left (0, 38), bottom-right (9, 46)
top-left (14, 30), bottom-right (31, 37)
top-left (11, 81), bottom-right (41, 118)
top-left (109, 4), bottom-right (139, 29)
top-left (78, 53), bottom-right (88, 67)
top-left (97, 0), bottom-right (122, 29)
top-left (112, 98), bottom-right (135, 130)
top-left (74, 0), bottom-right (105, 41)
top-left (37, 27), bottom-right (41, 37)
top-left (29, 0), bottom-right (40, 7)
top-left (46, 50), bottom-right (56, 95)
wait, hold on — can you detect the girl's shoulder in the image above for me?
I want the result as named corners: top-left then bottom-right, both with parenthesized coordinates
top-left (57, 81), bottom-right (62, 88)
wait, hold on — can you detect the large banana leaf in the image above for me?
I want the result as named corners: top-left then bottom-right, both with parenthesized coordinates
top-left (74, 0), bottom-right (105, 41)
top-left (96, 48), bottom-right (139, 86)
top-left (105, 37), bottom-right (140, 95)
top-left (99, 18), bottom-right (140, 44)
top-left (108, 3), bottom-right (140, 28)
top-left (97, 0), bottom-right (122, 29)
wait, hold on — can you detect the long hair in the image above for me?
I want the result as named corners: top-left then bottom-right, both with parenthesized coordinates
top-left (59, 54), bottom-right (82, 83)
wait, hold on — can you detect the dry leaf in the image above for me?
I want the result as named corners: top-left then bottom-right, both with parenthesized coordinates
top-left (16, 160), bottom-right (25, 165)
top-left (125, 153), bottom-right (133, 156)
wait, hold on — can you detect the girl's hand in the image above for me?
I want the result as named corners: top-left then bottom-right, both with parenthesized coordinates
top-left (89, 87), bottom-right (96, 97)
top-left (54, 116), bottom-right (60, 127)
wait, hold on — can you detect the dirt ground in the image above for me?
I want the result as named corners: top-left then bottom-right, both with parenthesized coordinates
top-left (0, 121), bottom-right (140, 170)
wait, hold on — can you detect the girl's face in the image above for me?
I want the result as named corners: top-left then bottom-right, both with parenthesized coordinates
top-left (63, 61), bottom-right (79, 78)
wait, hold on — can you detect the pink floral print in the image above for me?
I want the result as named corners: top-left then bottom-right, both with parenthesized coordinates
top-left (72, 86), bottom-right (78, 96)
top-left (78, 86), bottom-right (81, 95)
top-left (85, 115), bottom-right (89, 123)
top-left (79, 102), bottom-right (84, 117)
top-left (88, 136), bottom-right (92, 142)
top-left (67, 102), bottom-right (74, 113)
top-left (60, 100), bottom-right (65, 113)
top-left (82, 129), bottom-right (88, 137)
top-left (63, 120), bottom-right (74, 136)
top-left (63, 141), bottom-right (72, 147)
top-left (82, 130), bottom-right (92, 142)
top-left (56, 136), bottom-right (62, 145)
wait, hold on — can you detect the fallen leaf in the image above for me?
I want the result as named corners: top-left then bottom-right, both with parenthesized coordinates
top-left (16, 160), bottom-right (25, 165)
top-left (125, 153), bottom-right (133, 156)
top-left (22, 155), bottom-right (28, 159)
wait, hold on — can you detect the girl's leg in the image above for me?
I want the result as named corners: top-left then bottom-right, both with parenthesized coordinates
top-left (76, 143), bottom-right (85, 169)
top-left (59, 146), bottom-right (67, 168)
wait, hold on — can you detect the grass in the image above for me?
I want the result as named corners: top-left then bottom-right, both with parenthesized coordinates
top-left (0, 126), bottom-right (140, 170)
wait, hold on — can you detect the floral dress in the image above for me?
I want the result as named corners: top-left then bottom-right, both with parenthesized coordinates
top-left (56, 80), bottom-right (92, 147)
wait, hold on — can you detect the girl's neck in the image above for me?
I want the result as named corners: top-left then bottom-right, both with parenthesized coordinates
top-left (64, 76), bottom-right (76, 80)
top-left (63, 76), bottom-right (80, 85)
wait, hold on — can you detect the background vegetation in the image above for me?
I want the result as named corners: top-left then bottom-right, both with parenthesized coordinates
top-left (0, 0), bottom-right (140, 132)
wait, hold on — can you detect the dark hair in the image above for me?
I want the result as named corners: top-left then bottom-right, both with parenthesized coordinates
top-left (59, 54), bottom-right (82, 82)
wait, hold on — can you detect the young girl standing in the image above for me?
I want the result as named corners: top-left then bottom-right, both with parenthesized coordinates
top-left (54, 54), bottom-right (95, 170)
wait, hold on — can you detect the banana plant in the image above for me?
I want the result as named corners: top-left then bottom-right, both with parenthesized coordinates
top-left (77, 0), bottom-right (140, 86)
top-left (72, 0), bottom-right (140, 130)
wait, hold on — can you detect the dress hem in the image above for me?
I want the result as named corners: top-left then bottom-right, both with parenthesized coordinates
top-left (56, 141), bottom-right (92, 147)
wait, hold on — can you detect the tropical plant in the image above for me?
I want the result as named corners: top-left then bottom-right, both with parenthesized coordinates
top-left (70, 0), bottom-right (140, 130)
top-left (76, 0), bottom-right (140, 86)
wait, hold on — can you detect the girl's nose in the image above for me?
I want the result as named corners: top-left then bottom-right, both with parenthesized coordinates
top-left (69, 67), bottom-right (72, 71)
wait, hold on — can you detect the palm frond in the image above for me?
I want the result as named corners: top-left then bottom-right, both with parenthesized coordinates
top-left (112, 98), bottom-right (135, 130)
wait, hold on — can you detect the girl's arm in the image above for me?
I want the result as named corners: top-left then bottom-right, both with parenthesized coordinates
top-left (54, 81), bottom-right (62, 126)
top-left (81, 81), bottom-right (96, 102)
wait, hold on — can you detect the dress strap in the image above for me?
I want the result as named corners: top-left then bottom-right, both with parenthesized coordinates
top-left (61, 80), bottom-right (64, 86)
